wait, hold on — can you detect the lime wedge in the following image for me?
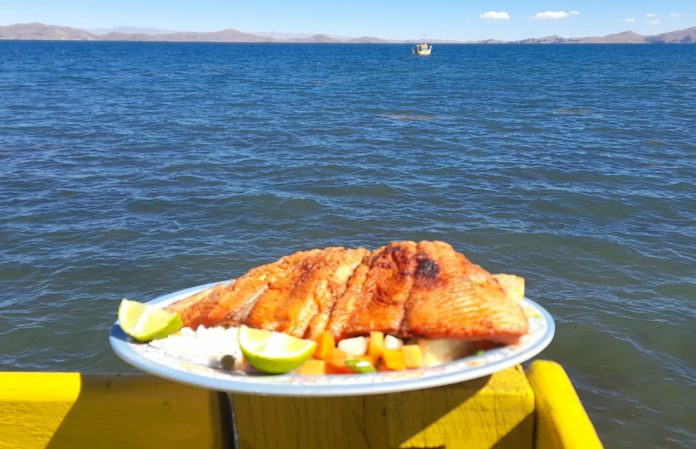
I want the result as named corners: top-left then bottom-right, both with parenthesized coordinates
top-left (237, 325), bottom-right (316, 374)
top-left (118, 299), bottom-right (183, 342)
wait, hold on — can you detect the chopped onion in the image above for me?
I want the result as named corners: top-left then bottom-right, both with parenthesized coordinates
top-left (383, 334), bottom-right (403, 350)
top-left (338, 336), bottom-right (368, 356)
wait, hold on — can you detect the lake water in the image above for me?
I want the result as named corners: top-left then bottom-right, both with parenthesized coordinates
top-left (1, 41), bottom-right (694, 448)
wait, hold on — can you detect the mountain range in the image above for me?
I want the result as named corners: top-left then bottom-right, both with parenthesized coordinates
top-left (1, 22), bottom-right (695, 44)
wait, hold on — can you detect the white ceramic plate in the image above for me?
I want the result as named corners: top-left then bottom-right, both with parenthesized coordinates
top-left (110, 281), bottom-right (554, 397)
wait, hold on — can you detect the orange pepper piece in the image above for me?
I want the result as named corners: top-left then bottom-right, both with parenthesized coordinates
top-left (326, 348), bottom-right (353, 374)
top-left (367, 331), bottom-right (384, 362)
top-left (313, 331), bottom-right (335, 360)
top-left (382, 348), bottom-right (406, 371)
top-left (402, 345), bottom-right (423, 369)
top-left (297, 359), bottom-right (327, 376)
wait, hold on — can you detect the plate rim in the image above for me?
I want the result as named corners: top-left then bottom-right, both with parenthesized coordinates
top-left (109, 281), bottom-right (555, 396)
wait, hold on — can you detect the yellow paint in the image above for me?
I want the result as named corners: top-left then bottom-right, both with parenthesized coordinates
top-left (231, 365), bottom-right (534, 449)
top-left (0, 373), bottom-right (81, 449)
top-left (0, 372), bottom-right (227, 449)
top-left (527, 361), bottom-right (604, 449)
top-left (0, 361), bottom-right (603, 449)
top-left (390, 365), bottom-right (534, 449)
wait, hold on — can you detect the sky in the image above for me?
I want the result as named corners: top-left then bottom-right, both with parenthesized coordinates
top-left (1, 1), bottom-right (694, 41)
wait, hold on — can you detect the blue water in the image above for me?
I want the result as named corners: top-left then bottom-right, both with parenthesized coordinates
top-left (1, 41), bottom-right (695, 448)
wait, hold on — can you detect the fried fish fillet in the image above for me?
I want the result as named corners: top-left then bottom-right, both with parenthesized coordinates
top-left (400, 241), bottom-right (528, 344)
top-left (167, 241), bottom-right (529, 344)
top-left (244, 247), bottom-right (368, 339)
top-left (329, 241), bottom-right (418, 338)
top-left (166, 249), bottom-right (320, 329)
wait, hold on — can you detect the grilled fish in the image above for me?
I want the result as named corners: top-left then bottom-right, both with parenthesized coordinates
top-left (166, 241), bottom-right (529, 344)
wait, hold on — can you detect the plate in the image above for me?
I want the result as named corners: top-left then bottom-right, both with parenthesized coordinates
top-left (110, 281), bottom-right (555, 397)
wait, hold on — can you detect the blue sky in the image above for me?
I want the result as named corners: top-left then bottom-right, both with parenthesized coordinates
top-left (1, 1), bottom-right (694, 40)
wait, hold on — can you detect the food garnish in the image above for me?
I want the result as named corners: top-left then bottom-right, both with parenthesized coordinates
top-left (125, 240), bottom-right (529, 377)
top-left (344, 359), bottom-right (377, 373)
top-left (237, 325), bottom-right (316, 374)
top-left (118, 299), bottom-right (183, 342)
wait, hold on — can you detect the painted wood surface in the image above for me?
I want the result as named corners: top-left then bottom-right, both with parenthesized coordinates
top-left (0, 361), bottom-right (603, 449)
top-left (231, 365), bottom-right (535, 449)
top-left (527, 361), bottom-right (604, 449)
top-left (0, 372), bottom-right (228, 449)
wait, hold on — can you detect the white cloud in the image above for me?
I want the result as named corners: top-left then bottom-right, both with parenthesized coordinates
top-left (644, 13), bottom-right (660, 24)
top-left (670, 12), bottom-right (681, 19)
top-left (480, 11), bottom-right (511, 20)
top-left (625, 18), bottom-right (636, 23)
top-left (531, 10), bottom-right (580, 20)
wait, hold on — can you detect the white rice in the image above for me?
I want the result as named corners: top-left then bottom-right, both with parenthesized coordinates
top-left (148, 326), bottom-right (470, 372)
top-left (148, 326), bottom-right (245, 370)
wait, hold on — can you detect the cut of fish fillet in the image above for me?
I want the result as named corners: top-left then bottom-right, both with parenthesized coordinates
top-left (400, 241), bottom-right (528, 344)
top-left (244, 247), bottom-right (368, 339)
top-left (330, 241), bottom-right (418, 339)
top-left (166, 249), bottom-right (319, 329)
top-left (166, 241), bottom-right (529, 344)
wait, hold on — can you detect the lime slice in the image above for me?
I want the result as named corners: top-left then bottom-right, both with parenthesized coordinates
top-left (237, 325), bottom-right (316, 374)
top-left (118, 299), bottom-right (183, 342)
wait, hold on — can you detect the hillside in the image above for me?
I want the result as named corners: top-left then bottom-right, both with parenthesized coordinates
top-left (1, 22), bottom-right (694, 44)
top-left (0, 22), bottom-right (94, 40)
top-left (512, 27), bottom-right (696, 44)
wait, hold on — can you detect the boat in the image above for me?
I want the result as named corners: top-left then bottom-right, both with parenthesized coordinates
top-left (412, 42), bottom-right (432, 56)
top-left (0, 360), bottom-right (603, 448)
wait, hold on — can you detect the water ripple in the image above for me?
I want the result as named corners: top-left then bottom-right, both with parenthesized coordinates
top-left (1, 42), bottom-right (695, 449)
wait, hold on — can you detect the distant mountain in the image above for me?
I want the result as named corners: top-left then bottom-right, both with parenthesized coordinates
top-left (97, 28), bottom-right (273, 43)
top-left (285, 33), bottom-right (341, 43)
top-left (275, 33), bottom-right (394, 44)
top-left (509, 27), bottom-right (696, 44)
top-left (575, 31), bottom-right (647, 44)
top-left (0, 22), bottom-right (94, 40)
top-left (87, 26), bottom-right (179, 35)
top-left (1, 22), bottom-right (695, 44)
top-left (514, 35), bottom-right (566, 44)
top-left (648, 27), bottom-right (696, 43)
top-left (0, 22), bottom-right (275, 42)
top-left (252, 31), bottom-right (316, 40)
top-left (346, 36), bottom-right (394, 44)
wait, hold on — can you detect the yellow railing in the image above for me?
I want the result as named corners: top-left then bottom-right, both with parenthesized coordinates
top-left (0, 360), bottom-right (602, 449)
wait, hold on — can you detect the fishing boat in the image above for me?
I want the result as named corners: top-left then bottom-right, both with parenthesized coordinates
top-left (412, 42), bottom-right (432, 56)
top-left (0, 360), bottom-right (603, 449)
